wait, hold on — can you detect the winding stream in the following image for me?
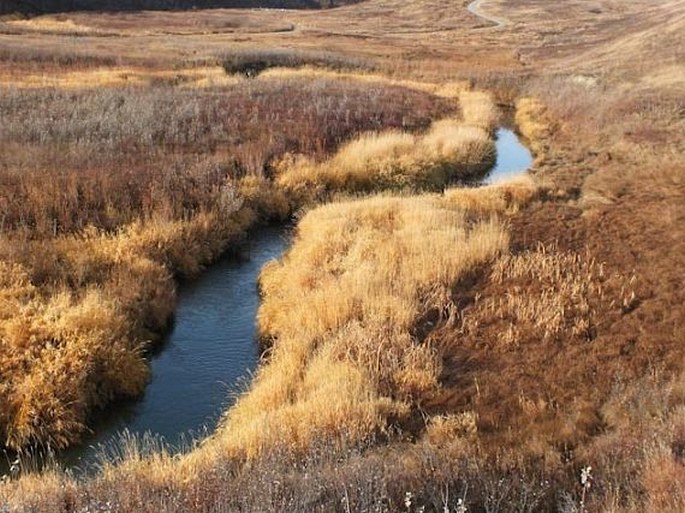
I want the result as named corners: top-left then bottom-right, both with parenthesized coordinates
top-left (2, 128), bottom-right (531, 476)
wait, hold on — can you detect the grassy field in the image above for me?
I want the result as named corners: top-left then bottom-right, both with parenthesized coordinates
top-left (1, 0), bottom-right (684, 511)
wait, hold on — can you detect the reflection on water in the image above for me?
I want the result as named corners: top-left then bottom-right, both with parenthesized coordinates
top-left (484, 128), bottom-right (533, 184)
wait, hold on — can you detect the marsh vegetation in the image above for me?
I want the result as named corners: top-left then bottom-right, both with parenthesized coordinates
top-left (0, 0), bottom-right (684, 511)
top-left (0, 73), bottom-right (457, 450)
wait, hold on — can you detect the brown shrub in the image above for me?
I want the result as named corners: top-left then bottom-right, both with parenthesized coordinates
top-left (0, 79), bottom-right (450, 235)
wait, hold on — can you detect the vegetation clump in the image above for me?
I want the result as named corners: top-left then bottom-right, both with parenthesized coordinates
top-left (217, 193), bottom-right (508, 457)
top-left (276, 92), bottom-right (500, 201)
top-left (221, 48), bottom-right (376, 77)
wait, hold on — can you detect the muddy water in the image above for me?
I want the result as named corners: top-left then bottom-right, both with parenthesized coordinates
top-left (2, 129), bottom-right (532, 476)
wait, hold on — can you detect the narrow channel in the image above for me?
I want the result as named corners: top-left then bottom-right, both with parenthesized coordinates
top-left (484, 127), bottom-right (534, 183)
top-left (2, 128), bottom-right (532, 476)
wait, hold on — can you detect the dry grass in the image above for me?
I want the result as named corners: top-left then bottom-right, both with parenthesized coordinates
top-left (443, 174), bottom-right (539, 215)
top-left (464, 245), bottom-right (631, 347)
top-left (0, 10), bottom-right (298, 37)
top-left (6, 17), bottom-right (98, 35)
top-left (0, 79), bottom-right (448, 235)
top-left (276, 92), bottom-right (498, 200)
top-left (459, 90), bottom-right (500, 131)
top-left (426, 240), bottom-right (640, 444)
top-left (198, 193), bottom-right (508, 460)
top-left (0, 65), bottom-right (242, 89)
top-left (515, 96), bottom-right (555, 158)
top-left (259, 66), bottom-right (472, 98)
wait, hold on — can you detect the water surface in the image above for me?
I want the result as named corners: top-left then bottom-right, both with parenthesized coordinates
top-left (484, 127), bottom-right (533, 183)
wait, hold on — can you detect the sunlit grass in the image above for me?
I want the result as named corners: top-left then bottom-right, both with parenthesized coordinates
top-left (199, 192), bottom-right (509, 461)
top-left (276, 91), bottom-right (498, 200)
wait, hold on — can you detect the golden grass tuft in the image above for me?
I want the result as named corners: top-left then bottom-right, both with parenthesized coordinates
top-left (443, 175), bottom-right (539, 215)
top-left (276, 130), bottom-right (417, 196)
top-left (7, 18), bottom-right (96, 35)
top-left (0, 65), bottom-right (242, 90)
top-left (258, 68), bottom-right (473, 100)
top-left (192, 193), bottom-right (509, 460)
top-left (419, 120), bottom-right (495, 171)
top-left (276, 116), bottom-right (495, 200)
top-left (259, 67), bottom-right (440, 95)
top-left (434, 81), bottom-right (473, 99)
top-left (0, 470), bottom-right (75, 510)
top-left (0, 283), bottom-right (148, 448)
top-left (515, 97), bottom-right (555, 157)
top-left (459, 90), bottom-right (500, 131)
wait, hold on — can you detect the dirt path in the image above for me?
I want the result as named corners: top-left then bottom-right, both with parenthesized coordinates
top-left (466, 0), bottom-right (509, 27)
